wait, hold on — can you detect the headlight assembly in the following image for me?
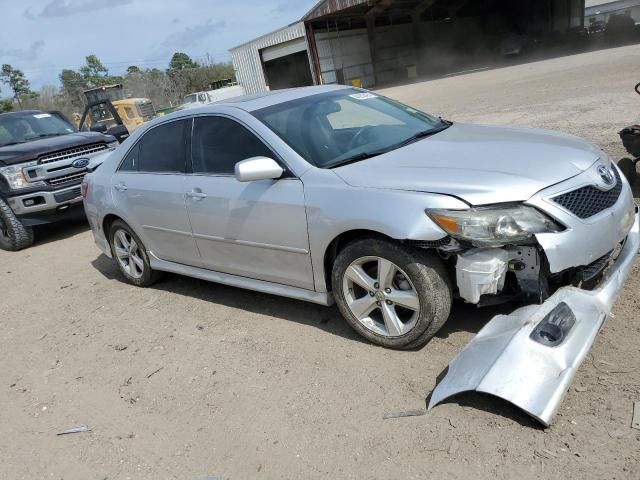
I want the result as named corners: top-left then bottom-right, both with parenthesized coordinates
top-left (0, 162), bottom-right (45, 191)
top-left (428, 205), bottom-right (563, 247)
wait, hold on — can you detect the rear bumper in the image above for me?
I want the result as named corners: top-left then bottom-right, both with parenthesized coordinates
top-left (429, 210), bottom-right (639, 426)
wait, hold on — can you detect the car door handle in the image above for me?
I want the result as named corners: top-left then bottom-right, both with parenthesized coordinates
top-left (186, 189), bottom-right (208, 200)
top-left (114, 182), bottom-right (128, 192)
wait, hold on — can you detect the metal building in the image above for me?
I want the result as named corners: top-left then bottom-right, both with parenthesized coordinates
top-left (230, 22), bottom-right (315, 95)
top-left (230, 0), bottom-right (587, 94)
top-left (585, 0), bottom-right (640, 23)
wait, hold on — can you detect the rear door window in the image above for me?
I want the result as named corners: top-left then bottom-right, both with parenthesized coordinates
top-left (120, 119), bottom-right (188, 173)
top-left (191, 116), bottom-right (274, 175)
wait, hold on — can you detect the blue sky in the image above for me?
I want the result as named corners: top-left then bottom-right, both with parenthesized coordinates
top-left (0, 0), bottom-right (319, 90)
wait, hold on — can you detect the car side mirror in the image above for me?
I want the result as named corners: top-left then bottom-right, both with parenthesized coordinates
top-left (235, 157), bottom-right (284, 182)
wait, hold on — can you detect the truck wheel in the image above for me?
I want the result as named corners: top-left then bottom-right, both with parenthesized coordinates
top-left (0, 198), bottom-right (34, 251)
top-left (618, 158), bottom-right (636, 186)
top-left (332, 238), bottom-right (452, 350)
top-left (109, 220), bottom-right (160, 287)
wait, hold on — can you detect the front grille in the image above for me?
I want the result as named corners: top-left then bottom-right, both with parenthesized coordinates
top-left (38, 143), bottom-right (108, 165)
top-left (47, 170), bottom-right (87, 186)
top-left (53, 187), bottom-right (82, 203)
top-left (552, 167), bottom-right (622, 219)
top-left (137, 101), bottom-right (155, 120)
top-left (408, 237), bottom-right (454, 248)
top-left (580, 251), bottom-right (613, 283)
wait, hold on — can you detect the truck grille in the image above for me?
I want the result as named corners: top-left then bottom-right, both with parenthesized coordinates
top-left (53, 187), bottom-right (82, 203)
top-left (552, 167), bottom-right (622, 219)
top-left (38, 143), bottom-right (108, 165)
top-left (47, 170), bottom-right (87, 186)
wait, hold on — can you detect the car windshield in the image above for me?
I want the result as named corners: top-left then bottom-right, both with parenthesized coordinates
top-left (0, 112), bottom-right (76, 147)
top-left (253, 89), bottom-right (448, 168)
top-left (184, 94), bottom-right (198, 104)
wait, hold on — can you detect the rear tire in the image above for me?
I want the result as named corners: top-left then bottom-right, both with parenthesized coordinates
top-left (0, 197), bottom-right (34, 251)
top-left (109, 219), bottom-right (160, 287)
top-left (332, 237), bottom-right (452, 350)
top-left (618, 158), bottom-right (636, 186)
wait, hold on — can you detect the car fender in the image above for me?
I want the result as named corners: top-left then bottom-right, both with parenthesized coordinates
top-left (302, 168), bottom-right (469, 292)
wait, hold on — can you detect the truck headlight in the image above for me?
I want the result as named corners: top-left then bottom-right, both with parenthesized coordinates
top-left (0, 162), bottom-right (45, 191)
top-left (428, 205), bottom-right (563, 247)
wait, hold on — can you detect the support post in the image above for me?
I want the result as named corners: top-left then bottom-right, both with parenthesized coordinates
top-left (364, 0), bottom-right (393, 87)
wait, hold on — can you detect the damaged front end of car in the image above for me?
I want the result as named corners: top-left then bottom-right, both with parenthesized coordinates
top-left (425, 161), bottom-right (639, 426)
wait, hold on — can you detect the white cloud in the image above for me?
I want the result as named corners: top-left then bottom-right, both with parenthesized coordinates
top-left (25, 0), bottom-right (132, 19)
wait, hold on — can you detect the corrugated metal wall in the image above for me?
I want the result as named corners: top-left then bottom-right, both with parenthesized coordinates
top-left (315, 25), bottom-right (417, 88)
top-left (230, 22), bottom-right (308, 95)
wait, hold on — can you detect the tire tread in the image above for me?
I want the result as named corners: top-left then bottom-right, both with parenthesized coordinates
top-left (0, 197), bottom-right (34, 251)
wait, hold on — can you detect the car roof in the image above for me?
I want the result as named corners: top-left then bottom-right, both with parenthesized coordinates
top-left (191, 84), bottom-right (352, 113)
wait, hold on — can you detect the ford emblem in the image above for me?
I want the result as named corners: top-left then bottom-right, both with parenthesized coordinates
top-left (72, 158), bottom-right (90, 169)
top-left (597, 165), bottom-right (615, 186)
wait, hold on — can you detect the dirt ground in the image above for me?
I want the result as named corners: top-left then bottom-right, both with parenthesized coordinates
top-left (2, 45), bottom-right (640, 480)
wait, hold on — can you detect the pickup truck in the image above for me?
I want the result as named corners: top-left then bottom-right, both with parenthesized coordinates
top-left (0, 110), bottom-right (117, 251)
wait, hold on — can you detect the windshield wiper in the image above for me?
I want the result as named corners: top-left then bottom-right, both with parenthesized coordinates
top-left (326, 121), bottom-right (453, 169)
top-left (0, 141), bottom-right (27, 147)
top-left (32, 133), bottom-right (68, 139)
top-left (327, 149), bottom-right (389, 169)
top-left (394, 123), bottom-right (452, 149)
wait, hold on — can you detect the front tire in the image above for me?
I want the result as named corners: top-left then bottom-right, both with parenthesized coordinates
top-left (109, 220), bottom-right (160, 287)
top-left (0, 198), bottom-right (34, 251)
top-left (332, 238), bottom-right (452, 350)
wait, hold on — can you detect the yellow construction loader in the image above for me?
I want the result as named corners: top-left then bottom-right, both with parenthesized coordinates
top-left (79, 84), bottom-right (155, 142)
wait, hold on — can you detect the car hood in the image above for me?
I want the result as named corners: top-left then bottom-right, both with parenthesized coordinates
top-left (0, 132), bottom-right (115, 166)
top-left (332, 123), bottom-right (604, 205)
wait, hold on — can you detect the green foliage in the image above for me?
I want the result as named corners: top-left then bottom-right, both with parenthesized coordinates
top-left (0, 98), bottom-right (14, 113)
top-left (0, 64), bottom-right (34, 107)
top-left (168, 52), bottom-right (199, 72)
top-left (8, 52), bottom-right (237, 117)
top-left (78, 55), bottom-right (122, 88)
top-left (59, 69), bottom-right (86, 111)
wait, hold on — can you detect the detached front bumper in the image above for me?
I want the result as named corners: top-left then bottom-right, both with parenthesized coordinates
top-left (429, 210), bottom-right (640, 426)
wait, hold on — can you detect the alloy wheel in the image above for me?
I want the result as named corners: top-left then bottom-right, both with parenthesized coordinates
top-left (113, 229), bottom-right (145, 279)
top-left (342, 256), bottom-right (421, 337)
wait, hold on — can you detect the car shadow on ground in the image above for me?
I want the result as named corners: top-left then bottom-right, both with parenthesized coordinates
top-left (92, 253), bottom-right (540, 426)
top-left (435, 302), bottom-right (513, 338)
top-left (426, 388), bottom-right (543, 429)
top-left (91, 254), bottom-right (514, 347)
top-left (91, 254), bottom-right (366, 344)
top-left (33, 216), bottom-right (89, 247)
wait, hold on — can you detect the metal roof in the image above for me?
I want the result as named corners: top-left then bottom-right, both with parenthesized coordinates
top-left (585, 0), bottom-right (640, 13)
top-left (303, 0), bottom-right (370, 21)
top-left (585, 0), bottom-right (625, 7)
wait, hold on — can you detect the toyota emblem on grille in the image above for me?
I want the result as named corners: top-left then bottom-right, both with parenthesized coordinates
top-left (597, 165), bottom-right (615, 186)
top-left (72, 158), bottom-right (90, 169)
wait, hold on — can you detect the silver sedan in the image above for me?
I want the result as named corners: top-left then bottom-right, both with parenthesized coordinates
top-left (83, 85), bottom-right (639, 425)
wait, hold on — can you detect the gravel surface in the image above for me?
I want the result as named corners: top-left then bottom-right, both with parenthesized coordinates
top-left (2, 44), bottom-right (640, 480)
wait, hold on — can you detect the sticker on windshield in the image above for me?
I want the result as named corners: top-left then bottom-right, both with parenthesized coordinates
top-left (33, 113), bottom-right (51, 119)
top-left (349, 92), bottom-right (377, 100)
